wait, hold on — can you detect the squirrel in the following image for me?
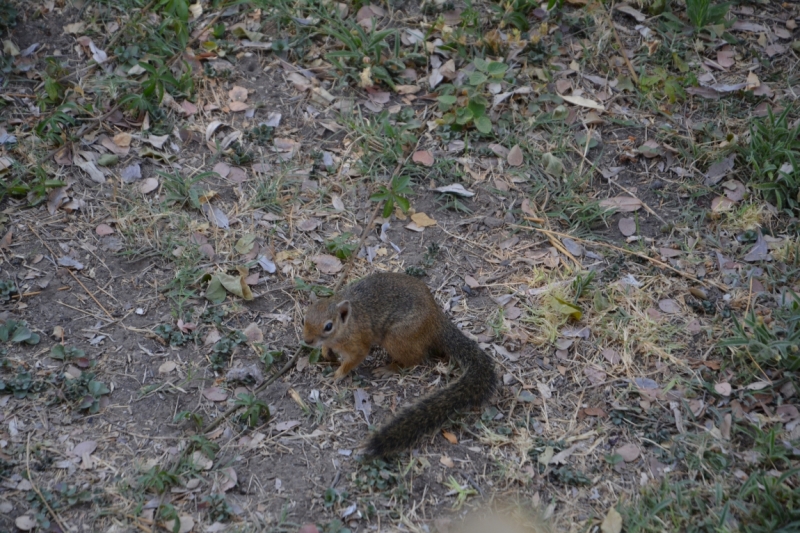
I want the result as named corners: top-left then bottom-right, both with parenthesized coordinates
top-left (302, 272), bottom-right (496, 457)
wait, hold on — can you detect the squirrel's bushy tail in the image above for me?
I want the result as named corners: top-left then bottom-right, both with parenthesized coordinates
top-left (364, 323), bottom-right (496, 458)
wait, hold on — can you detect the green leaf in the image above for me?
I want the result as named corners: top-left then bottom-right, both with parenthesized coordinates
top-left (382, 198), bottom-right (394, 218)
top-left (205, 276), bottom-right (227, 304)
top-left (467, 100), bottom-right (486, 118)
top-left (468, 71), bottom-right (488, 86)
top-left (234, 234), bottom-right (256, 255)
top-left (97, 154), bottom-right (119, 167)
top-left (456, 107), bottom-right (474, 125)
top-left (395, 196), bottom-right (410, 213)
top-left (50, 344), bottom-right (67, 360)
top-left (552, 296), bottom-right (583, 320)
top-left (487, 62), bottom-right (508, 77)
top-left (11, 326), bottom-right (32, 344)
top-left (88, 380), bottom-right (110, 396)
top-left (438, 95), bottom-right (457, 106)
top-left (474, 115), bottom-right (493, 134)
top-left (392, 174), bottom-right (413, 194)
top-left (473, 57), bottom-right (488, 72)
top-left (214, 272), bottom-right (254, 301)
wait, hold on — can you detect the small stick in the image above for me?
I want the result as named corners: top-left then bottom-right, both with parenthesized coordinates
top-left (10, 291), bottom-right (42, 299)
top-left (27, 434), bottom-right (71, 533)
top-left (68, 270), bottom-right (115, 319)
top-left (608, 179), bottom-right (668, 227)
top-left (203, 347), bottom-right (303, 434)
top-left (609, 7), bottom-right (639, 85)
top-left (515, 221), bottom-right (726, 290)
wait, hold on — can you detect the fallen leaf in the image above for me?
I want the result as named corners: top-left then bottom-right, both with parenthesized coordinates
top-left (15, 516), bottom-right (36, 531)
top-left (743, 231), bottom-right (769, 262)
top-left (297, 219), bottom-right (320, 231)
top-left (602, 348), bottom-right (621, 365)
top-left (203, 387), bottom-right (228, 402)
top-left (711, 196), bottom-right (735, 212)
top-left (432, 183), bottom-right (475, 197)
top-left (599, 196), bottom-right (642, 212)
top-left (616, 443), bottom-right (640, 462)
top-left (507, 145), bottom-right (524, 166)
top-left (618, 217), bottom-right (636, 236)
top-left (95, 224), bottom-right (114, 236)
top-left (311, 254), bottom-right (343, 274)
top-left (584, 366), bottom-right (606, 385)
top-left (442, 430), bottom-right (458, 444)
top-left (560, 94), bottom-right (605, 110)
top-left (159, 361), bottom-right (177, 374)
top-left (722, 180), bottom-right (746, 202)
top-left (71, 440), bottom-right (97, 457)
top-left (714, 382), bottom-right (732, 396)
top-left (615, 4), bottom-right (646, 21)
top-left (637, 140), bottom-right (663, 158)
top-left (243, 322), bottom-right (263, 343)
top-left (412, 150), bottom-right (434, 167)
top-left (164, 515), bottom-right (194, 533)
top-left (704, 154), bottom-right (735, 186)
top-left (354, 388), bottom-right (371, 423)
top-left (219, 467), bottom-right (238, 492)
top-left (140, 177), bottom-right (159, 194)
top-left (658, 299), bottom-right (681, 314)
top-left (601, 507), bottom-right (623, 533)
top-left (410, 212), bottom-right (437, 227)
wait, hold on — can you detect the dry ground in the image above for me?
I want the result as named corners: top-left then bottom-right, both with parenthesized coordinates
top-left (1, 0), bottom-right (799, 532)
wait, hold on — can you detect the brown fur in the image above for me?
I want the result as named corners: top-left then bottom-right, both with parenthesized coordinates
top-left (302, 272), bottom-right (496, 457)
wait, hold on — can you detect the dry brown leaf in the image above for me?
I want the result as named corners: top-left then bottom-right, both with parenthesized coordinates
top-left (442, 430), bottom-right (458, 444)
top-left (297, 218), bottom-right (320, 231)
top-left (412, 150), bottom-right (434, 167)
top-left (203, 387), bottom-right (228, 402)
top-left (410, 212), bottom-right (437, 227)
top-left (711, 196), bottom-right (735, 212)
top-left (311, 254), bottom-right (343, 274)
top-left (507, 145), bottom-right (523, 167)
top-left (714, 382), bottom-right (732, 396)
top-left (601, 507), bottom-right (623, 533)
top-left (599, 196), bottom-right (642, 212)
top-left (658, 299), bottom-right (681, 314)
top-left (618, 217), bottom-right (636, 236)
top-left (616, 443), bottom-right (640, 462)
top-left (140, 177), bottom-right (159, 194)
top-left (95, 224), bottom-right (114, 236)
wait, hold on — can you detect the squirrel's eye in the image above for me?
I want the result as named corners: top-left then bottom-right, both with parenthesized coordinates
top-left (324, 321), bottom-right (333, 332)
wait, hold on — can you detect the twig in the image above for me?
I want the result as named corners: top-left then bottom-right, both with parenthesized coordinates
top-left (515, 221), bottom-right (727, 290)
top-left (10, 291), bottom-right (42, 299)
top-left (609, 7), bottom-right (639, 85)
top-left (69, 270), bottom-right (115, 319)
top-left (203, 347), bottom-right (303, 434)
top-left (27, 434), bottom-right (71, 533)
top-left (608, 179), bottom-right (668, 227)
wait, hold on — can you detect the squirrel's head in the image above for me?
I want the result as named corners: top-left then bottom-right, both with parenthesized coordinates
top-left (302, 298), bottom-right (351, 347)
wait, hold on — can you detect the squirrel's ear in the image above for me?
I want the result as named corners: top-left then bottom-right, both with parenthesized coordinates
top-left (336, 300), bottom-right (351, 323)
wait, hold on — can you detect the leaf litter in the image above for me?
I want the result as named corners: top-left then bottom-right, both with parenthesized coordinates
top-left (0, 0), bottom-right (798, 532)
